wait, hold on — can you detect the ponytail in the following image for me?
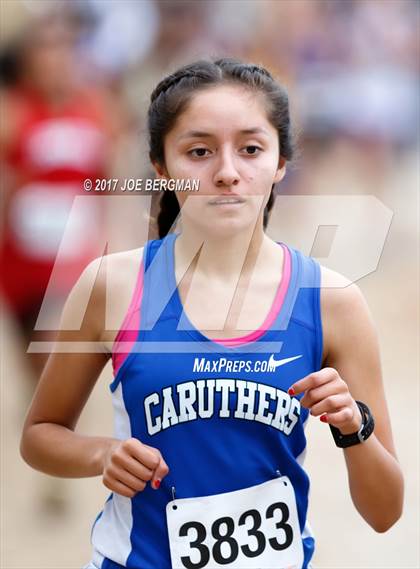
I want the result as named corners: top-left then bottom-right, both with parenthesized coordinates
top-left (157, 190), bottom-right (180, 238)
top-left (264, 185), bottom-right (276, 230)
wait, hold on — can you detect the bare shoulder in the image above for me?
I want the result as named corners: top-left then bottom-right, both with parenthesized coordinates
top-left (319, 264), bottom-right (371, 313)
top-left (22, 247), bottom-right (145, 431)
top-left (98, 247), bottom-right (145, 351)
top-left (101, 247), bottom-right (145, 278)
top-left (319, 264), bottom-right (376, 365)
top-left (61, 247), bottom-right (145, 352)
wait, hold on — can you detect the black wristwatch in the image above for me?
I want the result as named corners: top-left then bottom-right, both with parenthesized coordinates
top-left (329, 400), bottom-right (375, 448)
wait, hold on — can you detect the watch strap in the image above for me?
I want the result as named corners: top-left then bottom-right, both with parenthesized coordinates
top-left (329, 400), bottom-right (375, 448)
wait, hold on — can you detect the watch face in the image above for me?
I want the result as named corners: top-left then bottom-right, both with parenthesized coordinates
top-left (356, 401), bottom-right (375, 442)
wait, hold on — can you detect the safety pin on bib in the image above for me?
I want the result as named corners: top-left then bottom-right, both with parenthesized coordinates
top-left (170, 486), bottom-right (178, 510)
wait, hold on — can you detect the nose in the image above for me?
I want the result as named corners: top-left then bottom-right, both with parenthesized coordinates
top-left (213, 150), bottom-right (240, 188)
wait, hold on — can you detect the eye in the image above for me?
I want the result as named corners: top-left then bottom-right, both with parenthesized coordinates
top-left (188, 148), bottom-right (211, 158)
top-left (242, 145), bottom-right (263, 155)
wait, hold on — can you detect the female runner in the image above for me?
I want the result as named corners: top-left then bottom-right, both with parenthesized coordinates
top-left (20, 58), bottom-right (404, 569)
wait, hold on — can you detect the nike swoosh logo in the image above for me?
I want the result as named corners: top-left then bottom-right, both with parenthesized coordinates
top-left (268, 354), bottom-right (302, 370)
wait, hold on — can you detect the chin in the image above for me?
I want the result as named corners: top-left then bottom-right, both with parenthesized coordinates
top-left (202, 217), bottom-right (254, 239)
top-left (183, 205), bottom-right (260, 237)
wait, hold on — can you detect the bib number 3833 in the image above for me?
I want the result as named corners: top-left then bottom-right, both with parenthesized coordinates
top-left (166, 476), bottom-right (304, 569)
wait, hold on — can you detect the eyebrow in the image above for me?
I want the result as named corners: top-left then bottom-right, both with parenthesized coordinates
top-left (177, 127), bottom-right (270, 141)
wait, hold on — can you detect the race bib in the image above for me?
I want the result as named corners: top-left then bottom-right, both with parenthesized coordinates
top-left (166, 476), bottom-right (304, 569)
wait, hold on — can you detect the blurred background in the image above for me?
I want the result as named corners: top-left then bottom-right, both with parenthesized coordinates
top-left (0, 0), bottom-right (418, 567)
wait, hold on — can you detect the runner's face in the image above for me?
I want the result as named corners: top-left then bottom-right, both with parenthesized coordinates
top-left (157, 85), bottom-right (286, 235)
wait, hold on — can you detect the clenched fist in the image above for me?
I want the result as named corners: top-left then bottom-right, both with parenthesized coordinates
top-left (101, 438), bottom-right (169, 498)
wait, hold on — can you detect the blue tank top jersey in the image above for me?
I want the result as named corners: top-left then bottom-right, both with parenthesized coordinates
top-left (88, 232), bottom-right (323, 569)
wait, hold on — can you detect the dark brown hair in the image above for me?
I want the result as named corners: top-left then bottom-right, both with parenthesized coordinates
top-left (147, 58), bottom-right (295, 238)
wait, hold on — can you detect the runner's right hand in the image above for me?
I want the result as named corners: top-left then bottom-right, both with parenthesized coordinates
top-left (101, 438), bottom-right (169, 498)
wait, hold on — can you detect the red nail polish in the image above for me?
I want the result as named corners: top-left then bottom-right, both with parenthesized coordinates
top-left (320, 415), bottom-right (328, 423)
top-left (153, 479), bottom-right (161, 489)
top-left (288, 387), bottom-right (295, 396)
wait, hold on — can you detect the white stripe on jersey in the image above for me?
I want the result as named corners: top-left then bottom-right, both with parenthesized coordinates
top-left (91, 382), bottom-right (133, 566)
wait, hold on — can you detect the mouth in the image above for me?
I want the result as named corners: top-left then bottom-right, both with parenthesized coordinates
top-left (208, 196), bottom-right (246, 206)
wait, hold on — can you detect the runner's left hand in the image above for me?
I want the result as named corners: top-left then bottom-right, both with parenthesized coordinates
top-left (288, 367), bottom-right (363, 435)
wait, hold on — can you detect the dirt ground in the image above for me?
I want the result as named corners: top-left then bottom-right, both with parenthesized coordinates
top-left (1, 168), bottom-right (419, 569)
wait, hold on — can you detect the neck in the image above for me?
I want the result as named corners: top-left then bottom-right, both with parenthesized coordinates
top-left (174, 222), bottom-right (272, 282)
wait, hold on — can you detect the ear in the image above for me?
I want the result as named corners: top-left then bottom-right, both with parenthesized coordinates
top-left (152, 161), bottom-right (169, 179)
top-left (273, 156), bottom-right (287, 184)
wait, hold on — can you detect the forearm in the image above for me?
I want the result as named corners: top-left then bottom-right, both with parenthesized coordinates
top-left (20, 422), bottom-right (117, 478)
top-left (343, 433), bottom-right (404, 532)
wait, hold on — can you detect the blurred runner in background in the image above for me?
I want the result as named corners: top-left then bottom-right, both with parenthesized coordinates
top-left (0, 9), bottom-right (129, 513)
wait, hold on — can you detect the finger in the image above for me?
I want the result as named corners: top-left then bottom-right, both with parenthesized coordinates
top-left (300, 381), bottom-right (343, 409)
top-left (117, 455), bottom-right (154, 482)
top-left (322, 406), bottom-right (355, 427)
top-left (289, 368), bottom-right (337, 397)
top-left (109, 467), bottom-right (147, 493)
top-left (126, 439), bottom-right (161, 472)
top-left (112, 446), bottom-right (154, 480)
top-left (325, 406), bottom-right (363, 428)
top-left (309, 394), bottom-right (349, 417)
top-left (103, 476), bottom-right (137, 498)
top-left (151, 457), bottom-right (170, 490)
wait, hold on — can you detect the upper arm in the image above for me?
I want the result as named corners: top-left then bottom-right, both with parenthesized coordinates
top-left (21, 256), bottom-right (110, 433)
top-left (320, 268), bottom-right (398, 461)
